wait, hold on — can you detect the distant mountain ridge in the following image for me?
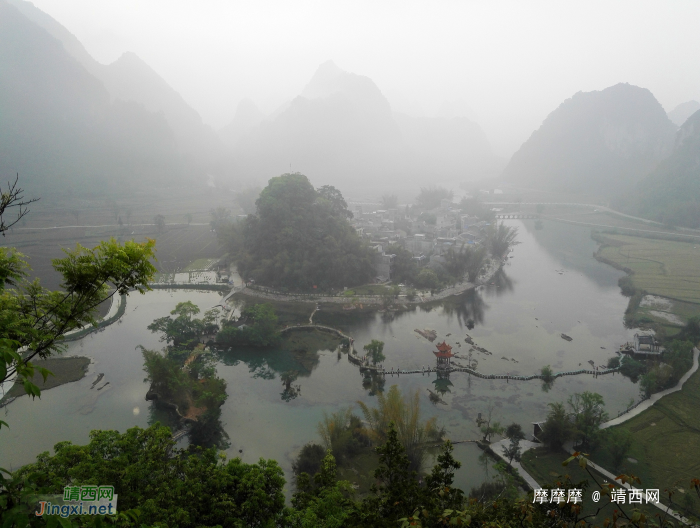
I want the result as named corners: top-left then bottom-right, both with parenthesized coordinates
top-left (5, 0), bottom-right (223, 172)
top-left (502, 83), bottom-right (677, 195)
top-left (620, 109), bottom-right (700, 228)
top-left (0, 0), bottom-right (185, 190)
top-left (221, 61), bottom-right (503, 192)
top-left (668, 100), bottom-right (700, 127)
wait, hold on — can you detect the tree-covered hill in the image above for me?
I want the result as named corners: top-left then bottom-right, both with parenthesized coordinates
top-left (502, 83), bottom-right (677, 196)
top-left (225, 173), bottom-right (375, 291)
top-left (619, 109), bottom-right (700, 228)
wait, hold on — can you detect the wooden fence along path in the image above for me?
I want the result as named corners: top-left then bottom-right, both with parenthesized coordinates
top-left (281, 324), bottom-right (620, 382)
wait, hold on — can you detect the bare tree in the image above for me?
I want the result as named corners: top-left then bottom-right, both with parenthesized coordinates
top-left (0, 174), bottom-right (38, 235)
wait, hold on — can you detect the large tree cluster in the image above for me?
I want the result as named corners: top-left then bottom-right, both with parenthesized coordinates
top-left (225, 173), bottom-right (374, 291)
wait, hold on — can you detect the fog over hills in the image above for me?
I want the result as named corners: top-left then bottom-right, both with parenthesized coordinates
top-left (502, 83), bottom-right (677, 196)
top-left (6, 0), bottom-right (223, 173)
top-left (620, 109), bottom-right (700, 228)
top-left (668, 100), bottom-right (700, 127)
top-left (0, 0), bottom-right (183, 191)
top-left (221, 61), bottom-right (503, 193)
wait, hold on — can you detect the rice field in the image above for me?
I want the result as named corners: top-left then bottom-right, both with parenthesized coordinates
top-left (597, 235), bottom-right (700, 304)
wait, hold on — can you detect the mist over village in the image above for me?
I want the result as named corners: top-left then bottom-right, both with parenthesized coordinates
top-left (1, 1), bottom-right (700, 526)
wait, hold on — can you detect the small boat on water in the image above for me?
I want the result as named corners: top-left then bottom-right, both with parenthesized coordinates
top-left (560, 334), bottom-right (573, 342)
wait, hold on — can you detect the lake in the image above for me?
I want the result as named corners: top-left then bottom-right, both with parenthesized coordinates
top-left (0, 219), bottom-right (640, 495)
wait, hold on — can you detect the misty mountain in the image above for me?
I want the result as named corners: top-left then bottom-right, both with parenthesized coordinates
top-left (502, 83), bottom-right (677, 195)
top-left (0, 0), bottom-right (182, 190)
top-left (621, 109), bottom-right (700, 228)
top-left (219, 99), bottom-right (265, 147)
top-left (6, 0), bottom-right (223, 170)
top-left (668, 100), bottom-right (700, 127)
top-left (221, 61), bottom-right (501, 192)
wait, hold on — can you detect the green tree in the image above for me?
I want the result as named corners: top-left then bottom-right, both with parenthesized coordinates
top-left (486, 222), bottom-right (519, 257)
top-left (4, 424), bottom-right (286, 528)
top-left (216, 303), bottom-right (281, 347)
top-left (539, 402), bottom-right (574, 451)
top-left (357, 385), bottom-right (441, 472)
top-left (606, 428), bottom-right (633, 470)
top-left (232, 174), bottom-right (373, 291)
top-left (148, 301), bottom-right (219, 349)
top-left (386, 243), bottom-right (417, 284)
top-left (568, 391), bottom-right (608, 450)
top-left (414, 268), bottom-right (440, 290)
top-left (363, 339), bottom-right (386, 365)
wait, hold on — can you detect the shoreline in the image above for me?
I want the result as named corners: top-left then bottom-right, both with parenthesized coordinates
top-left (231, 256), bottom-right (505, 307)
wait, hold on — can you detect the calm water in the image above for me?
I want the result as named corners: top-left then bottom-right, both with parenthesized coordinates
top-left (0, 220), bottom-right (639, 495)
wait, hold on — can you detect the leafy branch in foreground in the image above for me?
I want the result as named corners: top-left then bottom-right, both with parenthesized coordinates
top-left (0, 238), bottom-right (157, 424)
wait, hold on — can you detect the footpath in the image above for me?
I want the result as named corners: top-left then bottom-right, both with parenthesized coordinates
top-left (490, 348), bottom-right (700, 525)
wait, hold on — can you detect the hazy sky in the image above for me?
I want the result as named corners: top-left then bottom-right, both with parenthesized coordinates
top-left (28, 0), bottom-right (700, 156)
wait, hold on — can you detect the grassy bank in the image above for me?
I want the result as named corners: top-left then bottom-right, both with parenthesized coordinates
top-left (593, 233), bottom-right (700, 332)
top-left (595, 365), bottom-right (700, 518)
top-left (1, 356), bottom-right (91, 403)
top-left (62, 294), bottom-right (127, 342)
top-left (520, 448), bottom-right (666, 522)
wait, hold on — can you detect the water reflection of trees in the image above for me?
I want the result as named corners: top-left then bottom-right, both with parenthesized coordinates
top-left (362, 370), bottom-right (386, 396)
top-left (440, 290), bottom-right (488, 329)
top-left (483, 268), bottom-right (515, 297)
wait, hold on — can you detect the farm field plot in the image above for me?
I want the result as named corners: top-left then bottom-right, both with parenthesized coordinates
top-left (183, 258), bottom-right (219, 271)
top-left (597, 235), bottom-right (700, 304)
top-left (1, 224), bottom-right (222, 290)
top-left (590, 366), bottom-right (700, 519)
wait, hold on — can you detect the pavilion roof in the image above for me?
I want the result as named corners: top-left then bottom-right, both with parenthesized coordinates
top-left (433, 341), bottom-right (454, 358)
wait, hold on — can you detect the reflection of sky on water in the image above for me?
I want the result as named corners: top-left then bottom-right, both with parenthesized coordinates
top-left (1, 220), bottom-right (641, 496)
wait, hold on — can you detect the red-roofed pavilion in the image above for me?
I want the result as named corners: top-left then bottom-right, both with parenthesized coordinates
top-left (433, 341), bottom-right (454, 366)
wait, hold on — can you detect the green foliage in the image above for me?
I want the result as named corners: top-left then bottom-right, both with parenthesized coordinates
top-left (618, 275), bottom-right (637, 296)
top-left (232, 174), bottom-right (374, 291)
top-left (568, 391), bottom-right (608, 450)
top-left (620, 355), bottom-right (646, 382)
top-left (0, 238), bottom-right (156, 426)
top-left (679, 316), bottom-right (700, 344)
top-left (414, 268), bottom-right (439, 290)
top-left (292, 443), bottom-right (327, 480)
top-left (540, 364), bottom-right (554, 382)
top-left (147, 301), bottom-right (220, 349)
top-left (363, 340), bottom-right (386, 365)
top-left (415, 186), bottom-right (453, 210)
top-left (316, 408), bottom-right (366, 465)
top-left (4, 424), bottom-right (286, 528)
top-left (607, 356), bottom-right (621, 369)
top-left (486, 222), bottom-right (519, 257)
top-left (443, 244), bottom-right (486, 282)
top-left (606, 428), bottom-right (633, 470)
top-left (216, 303), bottom-right (281, 347)
top-left (539, 402), bottom-right (574, 451)
top-left (357, 385), bottom-right (441, 472)
top-left (141, 347), bottom-right (227, 414)
top-left (385, 243), bottom-right (417, 285)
